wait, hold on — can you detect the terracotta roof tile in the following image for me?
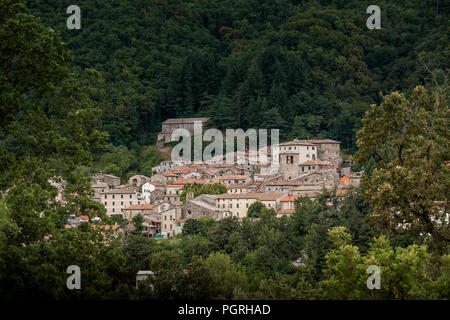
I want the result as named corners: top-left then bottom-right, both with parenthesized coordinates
top-left (173, 178), bottom-right (212, 185)
top-left (304, 139), bottom-right (341, 144)
top-left (216, 192), bottom-right (287, 201)
top-left (216, 175), bottom-right (249, 180)
top-left (163, 172), bottom-right (178, 177)
top-left (123, 204), bottom-right (156, 210)
top-left (278, 141), bottom-right (316, 147)
top-left (280, 195), bottom-right (298, 202)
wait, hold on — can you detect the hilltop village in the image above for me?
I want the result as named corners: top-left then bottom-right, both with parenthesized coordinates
top-left (63, 118), bottom-right (362, 237)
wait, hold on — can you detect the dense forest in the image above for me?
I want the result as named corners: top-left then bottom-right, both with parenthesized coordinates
top-left (24, 0), bottom-right (449, 151)
top-left (0, 0), bottom-right (448, 300)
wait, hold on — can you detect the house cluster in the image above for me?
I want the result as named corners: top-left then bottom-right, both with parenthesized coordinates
top-left (84, 119), bottom-right (363, 238)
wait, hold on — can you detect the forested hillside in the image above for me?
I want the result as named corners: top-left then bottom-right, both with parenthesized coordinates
top-left (25, 0), bottom-right (449, 150)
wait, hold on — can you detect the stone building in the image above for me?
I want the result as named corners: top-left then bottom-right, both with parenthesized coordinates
top-left (214, 175), bottom-right (250, 185)
top-left (128, 174), bottom-right (151, 188)
top-left (142, 216), bottom-right (161, 236)
top-left (276, 194), bottom-right (300, 217)
top-left (161, 206), bottom-right (183, 238)
top-left (164, 194), bottom-right (181, 203)
top-left (122, 204), bottom-right (157, 221)
top-left (276, 140), bottom-right (318, 180)
top-left (157, 117), bottom-right (210, 145)
top-left (263, 176), bottom-right (335, 198)
top-left (215, 192), bottom-right (288, 219)
top-left (92, 173), bottom-right (121, 187)
top-left (304, 139), bottom-right (341, 161)
top-left (182, 194), bottom-right (226, 220)
top-left (91, 182), bottom-right (109, 197)
top-left (298, 159), bottom-right (335, 174)
top-left (101, 186), bottom-right (141, 216)
top-left (148, 188), bottom-right (165, 204)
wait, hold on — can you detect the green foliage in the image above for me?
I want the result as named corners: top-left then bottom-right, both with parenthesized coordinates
top-left (140, 146), bottom-right (164, 177)
top-left (132, 214), bottom-right (144, 233)
top-left (147, 250), bottom-right (182, 300)
top-left (320, 229), bottom-right (448, 299)
top-left (122, 234), bottom-right (155, 270)
top-left (247, 201), bottom-right (266, 218)
top-left (0, 0), bottom-right (132, 299)
top-left (180, 182), bottom-right (227, 203)
top-left (92, 144), bottom-right (164, 180)
top-left (182, 217), bottom-right (216, 237)
top-left (23, 0), bottom-right (450, 150)
top-left (354, 86), bottom-right (450, 247)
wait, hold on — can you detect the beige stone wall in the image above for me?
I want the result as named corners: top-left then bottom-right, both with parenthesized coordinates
top-left (317, 143), bottom-right (340, 160)
top-left (279, 153), bottom-right (299, 180)
top-left (216, 198), bottom-right (280, 219)
top-left (102, 192), bottom-right (140, 216)
top-left (160, 122), bottom-right (200, 143)
top-left (217, 197), bottom-right (256, 218)
top-left (103, 176), bottom-right (121, 186)
top-left (183, 200), bottom-right (224, 220)
top-left (276, 145), bottom-right (318, 163)
top-left (161, 207), bottom-right (182, 237)
top-left (149, 189), bottom-right (165, 204)
top-left (123, 209), bottom-right (150, 221)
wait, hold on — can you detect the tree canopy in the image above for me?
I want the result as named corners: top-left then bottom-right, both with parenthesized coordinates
top-left (24, 0), bottom-right (450, 150)
top-left (354, 86), bottom-right (450, 248)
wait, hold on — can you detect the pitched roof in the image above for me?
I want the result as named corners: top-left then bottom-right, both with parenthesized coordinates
top-left (278, 140), bottom-right (316, 147)
top-left (93, 173), bottom-right (120, 179)
top-left (189, 198), bottom-right (227, 212)
top-left (91, 182), bottom-right (108, 188)
top-left (123, 204), bottom-right (157, 211)
top-left (304, 139), bottom-right (341, 144)
top-left (216, 192), bottom-right (287, 201)
top-left (148, 181), bottom-right (164, 186)
top-left (225, 182), bottom-right (254, 189)
top-left (216, 175), bottom-right (249, 180)
top-left (102, 187), bottom-right (137, 194)
top-left (162, 117), bottom-right (209, 124)
top-left (170, 163), bottom-right (200, 171)
top-left (265, 180), bottom-right (306, 186)
top-left (172, 178), bottom-right (212, 185)
top-left (280, 195), bottom-right (298, 202)
top-left (165, 185), bottom-right (183, 189)
top-left (129, 174), bottom-right (151, 180)
top-left (162, 172), bottom-right (178, 177)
